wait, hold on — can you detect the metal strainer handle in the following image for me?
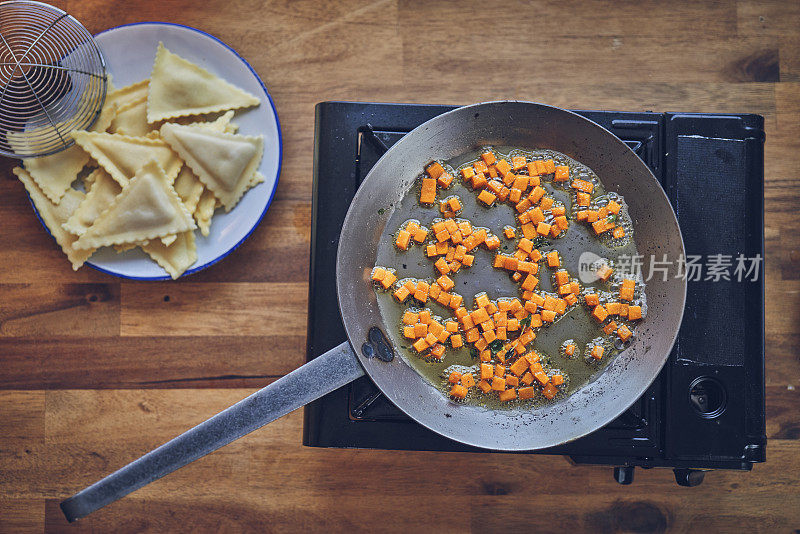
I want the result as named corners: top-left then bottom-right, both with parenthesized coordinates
top-left (0, 0), bottom-right (106, 158)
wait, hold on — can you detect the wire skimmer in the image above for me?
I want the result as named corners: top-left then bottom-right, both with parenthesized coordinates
top-left (0, 0), bottom-right (106, 158)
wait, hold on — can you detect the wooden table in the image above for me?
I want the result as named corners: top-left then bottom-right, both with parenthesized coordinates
top-left (1, 1), bottom-right (798, 531)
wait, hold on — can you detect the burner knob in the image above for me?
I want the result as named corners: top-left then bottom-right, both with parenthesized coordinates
top-left (614, 466), bottom-right (635, 485)
top-left (674, 468), bottom-right (706, 487)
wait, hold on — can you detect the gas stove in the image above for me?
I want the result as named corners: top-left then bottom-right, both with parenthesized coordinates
top-left (303, 102), bottom-right (766, 486)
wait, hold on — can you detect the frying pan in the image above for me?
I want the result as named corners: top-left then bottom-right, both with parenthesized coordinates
top-left (61, 101), bottom-right (685, 522)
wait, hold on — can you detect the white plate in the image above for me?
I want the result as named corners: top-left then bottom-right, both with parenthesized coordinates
top-left (66, 22), bottom-right (281, 280)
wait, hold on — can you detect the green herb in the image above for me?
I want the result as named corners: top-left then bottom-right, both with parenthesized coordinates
top-left (378, 208), bottom-right (385, 215)
top-left (469, 347), bottom-right (478, 360)
top-left (520, 316), bottom-right (532, 329)
top-left (489, 340), bottom-right (504, 354)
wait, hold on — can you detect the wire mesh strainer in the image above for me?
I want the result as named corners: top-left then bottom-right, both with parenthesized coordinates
top-left (0, 0), bottom-right (106, 158)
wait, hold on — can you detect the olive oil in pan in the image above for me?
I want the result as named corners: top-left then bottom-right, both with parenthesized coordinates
top-left (374, 146), bottom-right (646, 409)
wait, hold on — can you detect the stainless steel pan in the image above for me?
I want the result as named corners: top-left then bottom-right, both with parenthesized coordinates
top-left (61, 101), bottom-right (685, 522)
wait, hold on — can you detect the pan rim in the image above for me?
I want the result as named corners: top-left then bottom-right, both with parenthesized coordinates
top-left (336, 100), bottom-right (686, 451)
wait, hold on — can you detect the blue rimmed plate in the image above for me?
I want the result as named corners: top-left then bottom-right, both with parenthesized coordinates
top-left (57, 22), bottom-right (282, 280)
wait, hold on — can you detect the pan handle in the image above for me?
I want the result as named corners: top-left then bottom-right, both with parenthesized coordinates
top-left (60, 341), bottom-right (364, 522)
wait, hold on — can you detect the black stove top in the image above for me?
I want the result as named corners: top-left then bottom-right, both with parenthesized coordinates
top-left (303, 102), bottom-right (766, 486)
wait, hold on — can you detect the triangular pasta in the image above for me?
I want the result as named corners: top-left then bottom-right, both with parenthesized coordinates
top-left (147, 43), bottom-right (259, 123)
top-left (173, 165), bottom-right (205, 215)
top-left (21, 145), bottom-right (89, 204)
top-left (18, 100), bottom-right (118, 204)
top-left (188, 110), bottom-right (236, 133)
top-left (105, 79), bottom-right (149, 111)
top-left (13, 167), bottom-right (94, 270)
top-left (159, 123), bottom-right (262, 211)
top-left (142, 230), bottom-right (197, 279)
top-left (109, 96), bottom-right (151, 137)
top-left (62, 168), bottom-right (122, 236)
top-left (73, 160), bottom-right (196, 250)
top-left (71, 131), bottom-right (183, 187)
top-left (194, 187), bottom-right (216, 236)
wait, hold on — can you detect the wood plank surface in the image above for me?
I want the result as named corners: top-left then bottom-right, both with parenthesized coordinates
top-left (1, 0), bottom-right (798, 532)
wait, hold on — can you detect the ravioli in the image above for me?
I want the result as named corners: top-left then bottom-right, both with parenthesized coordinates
top-left (73, 160), bottom-right (196, 250)
top-left (159, 123), bottom-right (263, 211)
top-left (194, 187), bottom-right (217, 237)
top-left (18, 98), bottom-right (117, 204)
top-left (142, 230), bottom-right (198, 279)
top-left (13, 42), bottom-right (268, 279)
top-left (173, 165), bottom-right (205, 215)
top-left (62, 168), bottom-right (122, 236)
top-left (147, 43), bottom-right (259, 123)
top-left (13, 167), bottom-right (94, 270)
top-left (109, 96), bottom-right (151, 137)
top-left (71, 131), bottom-right (183, 187)
top-left (105, 79), bottom-right (150, 111)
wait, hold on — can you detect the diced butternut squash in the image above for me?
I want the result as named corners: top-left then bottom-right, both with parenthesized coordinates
top-left (403, 310), bottom-right (419, 325)
top-left (430, 343), bottom-right (446, 359)
top-left (396, 230), bottom-right (411, 250)
top-left (592, 304), bottom-right (609, 322)
top-left (495, 159), bottom-right (511, 176)
top-left (596, 264), bottom-right (613, 281)
top-left (480, 363), bottom-right (494, 380)
top-left (518, 386), bottom-right (535, 399)
top-left (438, 172), bottom-right (454, 188)
top-left (461, 373), bottom-right (476, 388)
top-left (510, 356), bottom-right (529, 376)
top-left (542, 383), bottom-right (558, 399)
top-left (420, 178), bottom-right (436, 203)
top-left (529, 186), bottom-right (546, 204)
top-left (484, 235), bottom-right (501, 250)
top-left (620, 279), bottom-right (635, 301)
top-left (617, 325), bottom-right (633, 341)
top-left (426, 162), bottom-right (445, 179)
top-left (571, 178), bottom-right (594, 194)
top-left (437, 275), bottom-right (455, 291)
top-left (419, 309), bottom-right (431, 323)
top-left (477, 189), bottom-right (496, 206)
top-left (450, 383), bottom-right (467, 399)
top-left (491, 376), bottom-right (506, 391)
top-left (394, 286), bottom-right (411, 302)
top-left (499, 388), bottom-right (517, 402)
